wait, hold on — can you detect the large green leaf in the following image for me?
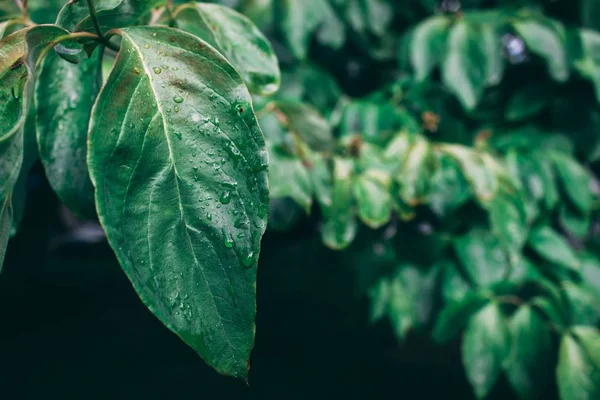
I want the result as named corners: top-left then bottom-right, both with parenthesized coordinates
top-left (87, 26), bottom-right (269, 378)
top-left (410, 15), bottom-right (450, 81)
top-left (321, 157), bottom-right (357, 250)
top-left (442, 21), bottom-right (487, 110)
top-left (504, 306), bottom-right (552, 400)
top-left (462, 303), bottom-right (510, 399)
top-left (0, 29), bottom-right (27, 201)
top-left (35, 46), bottom-right (103, 217)
top-left (513, 19), bottom-right (569, 82)
top-left (528, 225), bottom-right (580, 270)
top-left (557, 334), bottom-right (600, 400)
top-left (173, 2), bottom-right (280, 96)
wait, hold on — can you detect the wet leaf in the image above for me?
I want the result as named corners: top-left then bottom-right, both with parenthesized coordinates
top-left (87, 26), bottom-right (269, 379)
top-left (173, 2), bottom-right (280, 96)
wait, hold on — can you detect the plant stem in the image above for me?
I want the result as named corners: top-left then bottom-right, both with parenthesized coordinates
top-left (86, 0), bottom-right (104, 39)
top-left (85, 0), bottom-right (120, 52)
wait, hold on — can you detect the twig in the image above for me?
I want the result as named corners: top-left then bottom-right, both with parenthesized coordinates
top-left (85, 0), bottom-right (119, 51)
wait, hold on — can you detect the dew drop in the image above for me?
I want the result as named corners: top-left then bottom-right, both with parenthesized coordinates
top-left (134, 67), bottom-right (140, 74)
top-left (207, 212), bottom-right (213, 221)
top-left (219, 191), bottom-right (231, 204)
top-left (242, 251), bottom-right (255, 268)
top-left (144, 44), bottom-right (150, 49)
top-left (153, 67), bottom-right (162, 74)
top-left (174, 105), bottom-right (180, 113)
top-left (173, 95), bottom-right (184, 103)
top-left (174, 131), bottom-right (182, 140)
top-left (172, 66), bottom-right (179, 71)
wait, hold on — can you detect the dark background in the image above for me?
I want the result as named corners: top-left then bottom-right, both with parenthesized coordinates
top-left (0, 167), bottom-right (556, 399)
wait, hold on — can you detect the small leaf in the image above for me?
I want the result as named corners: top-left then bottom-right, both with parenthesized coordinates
top-left (338, 100), bottom-right (402, 145)
top-left (440, 259), bottom-right (472, 303)
top-left (528, 225), bottom-right (580, 270)
top-left (513, 19), bottom-right (569, 82)
top-left (87, 26), bottom-right (269, 378)
top-left (454, 228), bottom-right (510, 287)
top-left (481, 22), bottom-right (504, 86)
top-left (268, 143), bottom-right (313, 213)
top-left (433, 292), bottom-right (487, 343)
top-left (462, 303), bottom-right (510, 399)
top-left (273, 101), bottom-right (333, 151)
top-left (429, 152), bottom-right (471, 217)
top-left (276, 0), bottom-right (330, 59)
top-left (504, 305), bottom-right (552, 400)
top-left (353, 172), bottom-right (391, 229)
top-left (440, 145), bottom-right (497, 203)
top-left (562, 282), bottom-right (600, 326)
top-left (442, 21), bottom-right (487, 110)
top-left (410, 15), bottom-right (450, 81)
top-left (505, 83), bottom-right (549, 122)
top-left (321, 158), bottom-right (357, 250)
top-left (559, 204), bottom-right (590, 238)
top-left (397, 137), bottom-right (433, 206)
top-left (572, 29), bottom-right (600, 101)
top-left (551, 151), bottom-right (593, 214)
top-left (35, 46), bottom-right (103, 217)
top-left (173, 2), bottom-right (280, 96)
top-left (573, 326), bottom-right (600, 369)
top-left (557, 334), bottom-right (600, 400)
top-left (56, 0), bottom-right (161, 33)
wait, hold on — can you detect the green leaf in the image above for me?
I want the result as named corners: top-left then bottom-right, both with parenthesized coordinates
top-left (440, 259), bottom-right (472, 303)
top-left (462, 303), bottom-right (510, 399)
top-left (454, 228), bottom-right (510, 287)
top-left (581, 252), bottom-right (600, 293)
top-left (562, 282), bottom-right (600, 326)
top-left (532, 295), bottom-right (567, 330)
top-left (353, 171), bottom-right (391, 229)
top-left (0, 29), bottom-right (28, 201)
top-left (87, 26), bottom-right (269, 379)
top-left (551, 151), bottom-right (593, 214)
top-left (573, 29), bottom-right (600, 101)
top-left (488, 192), bottom-right (528, 258)
top-left (429, 152), bottom-right (471, 217)
top-left (35, 46), bottom-right (102, 217)
top-left (442, 21), bottom-right (487, 110)
top-left (397, 137), bottom-right (433, 206)
top-left (268, 143), bottom-right (313, 213)
top-left (481, 22), bottom-right (504, 86)
top-left (275, 0), bottom-right (330, 59)
top-left (0, 195), bottom-right (12, 271)
top-left (559, 204), bottom-right (590, 238)
top-left (557, 334), bottom-right (600, 400)
top-left (513, 19), bottom-right (569, 82)
top-left (321, 157), bottom-right (357, 250)
top-left (56, 0), bottom-right (162, 33)
top-left (387, 264), bottom-right (438, 339)
top-left (504, 305), bottom-right (552, 400)
top-left (505, 83), bottom-right (550, 122)
top-left (528, 225), bottom-right (580, 270)
top-left (173, 2), bottom-right (280, 96)
top-left (273, 101), bottom-right (332, 151)
top-left (433, 292), bottom-right (487, 343)
top-left (573, 326), bottom-right (600, 369)
top-left (338, 100), bottom-right (402, 145)
top-left (410, 15), bottom-right (450, 81)
top-left (440, 145), bottom-right (497, 203)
